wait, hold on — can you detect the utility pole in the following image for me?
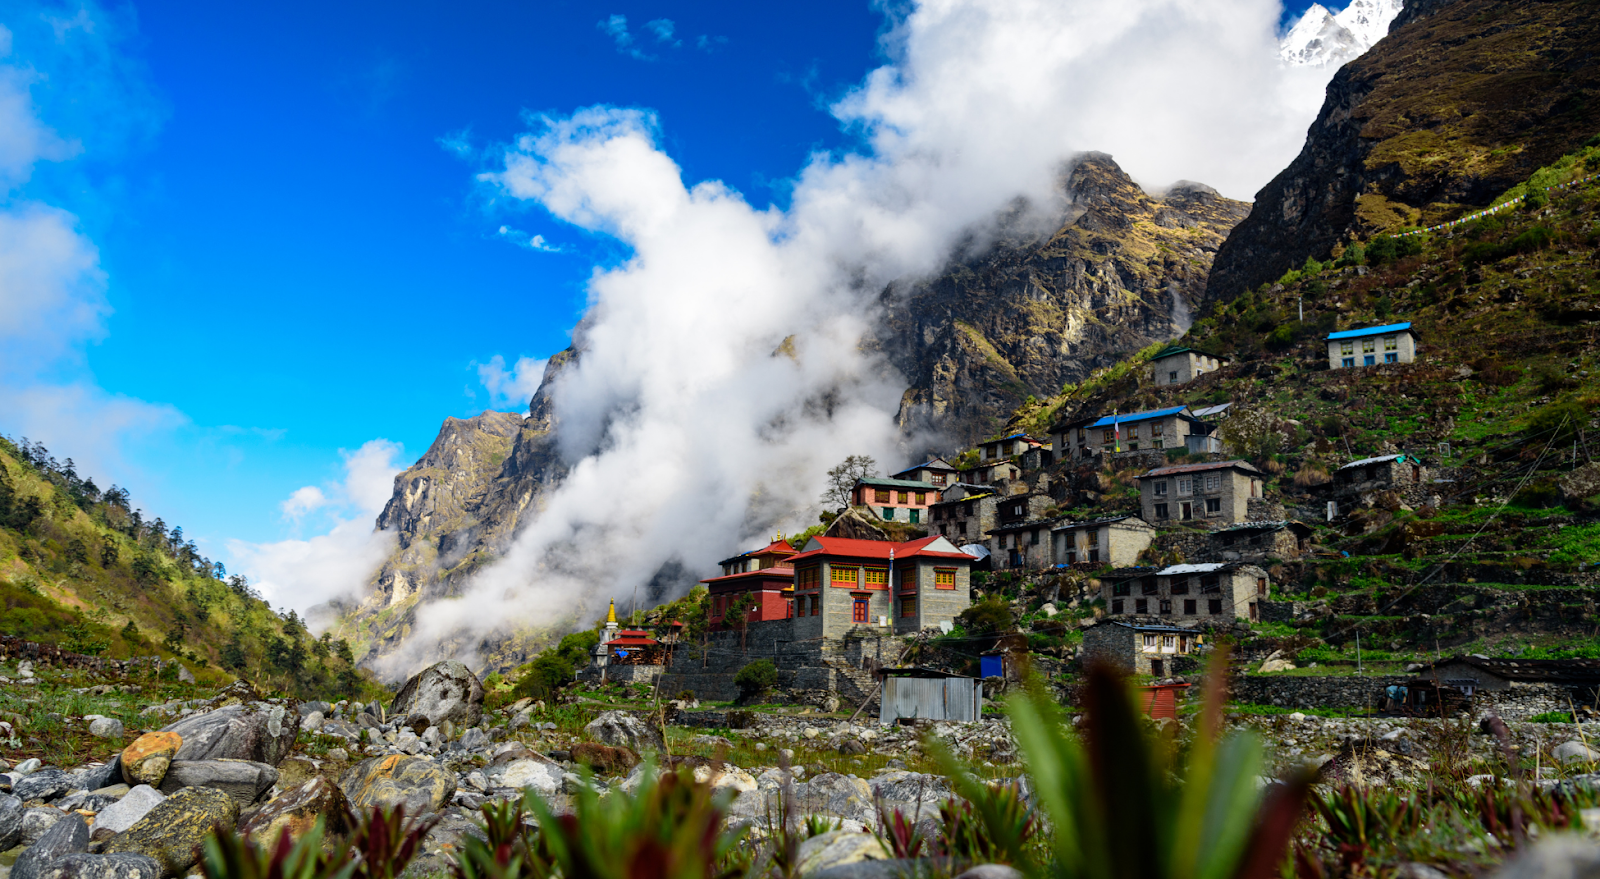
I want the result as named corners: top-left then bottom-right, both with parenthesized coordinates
top-left (1356, 631), bottom-right (1363, 675)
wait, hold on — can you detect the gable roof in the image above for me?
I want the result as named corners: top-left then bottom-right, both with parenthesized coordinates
top-left (1052, 514), bottom-right (1153, 532)
top-left (716, 537), bottom-right (798, 567)
top-left (1326, 321), bottom-right (1413, 341)
top-left (790, 534), bottom-right (976, 563)
top-left (891, 458), bottom-right (958, 479)
top-left (1088, 406), bottom-right (1193, 429)
top-left (1191, 402), bottom-right (1233, 419)
top-left (1339, 453), bottom-right (1413, 469)
top-left (854, 476), bottom-right (939, 491)
top-left (1420, 655), bottom-right (1600, 685)
top-left (1140, 459), bottom-right (1262, 478)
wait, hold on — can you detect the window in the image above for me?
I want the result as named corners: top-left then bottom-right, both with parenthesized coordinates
top-left (986, 446), bottom-right (996, 459)
top-left (1153, 439), bottom-right (1164, 449)
top-left (1128, 441), bottom-right (1140, 451)
top-left (811, 595), bottom-right (820, 616)
top-left (1154, 481), bottom-right (1168, 496)
top-left (896, 491), bottom-right (908, 504)
top-left (1257, 577), bottom-right (1268, 596)
top-left (1177, 477), bottom-right (1192, 496)
top-left (1183, 599), bottom-right (1196, 615)
top-left (1088, 548), bottom-right (1100, 563)
top-left (1201, 574), bottom-right (1220, 593)
top-left (1103, 429), bottom-right (1116, 443)
top-left (874, 489), bottom-right (890, 503)
top-left (909, 509), bottom-right (920, 524)
top-left (1140, 577), bottom-right (1158, 595)
top-left (1204, 474), bottom-right (1219, 491)
top-left (1384, 335), bottom-right (1398, 351)
top-left (1162, 635), bottom-right (1175, 648)
top-left (863, 567), bottom-right (888, 586)
top-left (1142, 634), bottom-right (1156, 648)
top-left (1385, 352), bottom-right (1398, 363)
top-left (1152, 422), bottom-right (1164, 436)
top-left (1159, 600), bottom-right (1172, 614)
top-left (1112, 580), bottom-right (1130, 596)
top-left (797, 566), bottom-right (820, 588)
top-left (1364, 354), bottom-right (1376, 366)
top-left (1362, 338), bottom-right (1375, 353)
top-left (883, 507), bottom-right (896, 520)
top-left (915, 491), bottom-right (926, 504)
top-left (1154, 503), bottom-right (1169, 519)
top-left (1012, 503), bottom-right (1024, 517)
top-left (934, 569), bottom-right (956, 589)
top-left (853, 599), bottom-right (869, 623)
top-left (1170, 577), bottom-right (1188, 595)
top-left (1208, 599), bottom-right (1223, 615)
top-left (1206, 498), bottom-right (1221, 514)
top-left (1111, 599), bottom-right (1124, 614)
top-left (900, 596), bottom-right (917, 617)
top-left (831, 566), bottom-right (859, 585)
top-left (1340, 340), bottom-right (1354, 355)
top-left (1030, 529), bottom-right (1040, 546)
top-left (1078, 428), bottom-right (1088, 441)
top-left (1342, 357), bottom-right (1356, 368)
top-left (787, 599), bottom-right (794, 619)
top-left (1169, 371), bottom-right (1178, 381)
top-left (1135, 598), bottom-right (1149, 614)
top-left (932, 474), bottom-right (946, 486)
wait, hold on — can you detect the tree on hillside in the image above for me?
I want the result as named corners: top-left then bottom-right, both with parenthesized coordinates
top-left (820, 454), bottom-right (877, 511)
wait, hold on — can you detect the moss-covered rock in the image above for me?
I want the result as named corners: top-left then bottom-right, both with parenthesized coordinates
top-left (102, 786), bottom-right (237, 878)
top-left (119, 733), bottom-right (182, 788)
top-left (338, 756), bottom-right (455, 817)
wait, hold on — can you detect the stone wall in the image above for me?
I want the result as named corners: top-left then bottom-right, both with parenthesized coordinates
top-left (1246, 498), bottom-right (1286, 521)
top-left (0, 635), bottom-right (167, 676)
top-left (656, 625), bottom-right (896, 705)
top-left (1229, 674), bottom-right (1592, 720)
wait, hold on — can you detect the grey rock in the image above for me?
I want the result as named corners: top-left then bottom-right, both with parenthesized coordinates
top-left (14, 758), bottom-right (43, 775)
top-left (15, 769), bottom-right (74, 802)
top-left (955, 867), bottom-right (1024, 879)
top-left (459, 727), bottom-right (488, 752)
top-left (809, 861), bottom-right (925, 879)
top-left (158, 760), bottom-right (277, 806)
top-left (298, 701), bottom-right (331, 717)
top-left (1553, 741), bottom-right (1600, 765)
top-left (39, 853), bottom-right (163, 879)
top-left (584, 711), bottom-right (664, 753)
top-left (88, 718), bottom-right (125, 740)
top-left (161, 702), bottom-right (301, 767)
top-left (794, 830), bottom-right (890, 876)
top-left (302, 711), bottom-right (325, 733)
top-left (797, 773), bottom-right (876, 825)
top-left (1487, 836), bottom-right (1600, 878)
top-left (0, 793), bottom-right (22, 849)
top-left (176, 666), bottom-right (195, 684)
top-left (12, 814), bottom-right (89, 879)
top-left (388, 661), bottom-right (484, 728)
top-left (487, 759), bottom-right (562, 797)
top-left (91, 786), bottom-right (166, 837)
top-left (21, 808), bottom-right (67, 845)
top-left (73, 760), bottom-right (122, 794)
top-left (101, 786), bottom-right (238, 876)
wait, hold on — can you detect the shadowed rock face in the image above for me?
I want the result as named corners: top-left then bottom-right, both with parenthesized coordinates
top-left (388, 661), bottom-right (484, 728)
top-left (882, 153), bottom-right (1248, 446)
top-left (1207, 0), bottom-right (1600, 301)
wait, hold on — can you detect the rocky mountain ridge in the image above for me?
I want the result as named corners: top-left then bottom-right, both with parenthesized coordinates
top-left (1278, 0), bottom-right (1403, 67)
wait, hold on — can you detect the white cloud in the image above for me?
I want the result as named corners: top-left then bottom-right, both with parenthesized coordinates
top-left (645, 19), bottom-right (680, 46)
top-left (494, 224), bottom-right (563, 252)
top-left (476, 354), bottom-right (548, 411)
top-left (695, 35), bottom-right (728, 52)
top-left (229, 440), bottom-right (406, 619)
top-left (405, 0), bottom-right (1354, 671)
top-left (597, 14), bottom-right (655, 60)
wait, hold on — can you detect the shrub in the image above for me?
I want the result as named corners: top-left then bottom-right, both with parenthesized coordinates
top-left (957, 596), bottom-right (1016, 635)
top-left (733, 659), bottom-right (777, 697)
top-left (1293, 465), bottom-right (1332, 488)
top-left (1264, 325), bottom-right (1296, 352)
top-left (1526, 399), bottom-right (1585, 446)
top-left (1529, 711), bottom-right (1573, 723)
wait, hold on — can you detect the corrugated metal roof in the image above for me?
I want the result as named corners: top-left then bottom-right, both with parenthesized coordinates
top-left (1051, 515), bottom-right (1150, 531)
top-left (1141, 459), bottom-right (1261, 478)
top-left (1326, 321), bottom-right (1413, 341)
top-left (855, 476), bottom-right (940, 490)
top-left (1191, 402), bottom-right (1233, 419)
top-left (1338, 454), bottom-right (1407, 469)
top-left (1156, 562), bottom-right (1228, 575)
top-left (1088, 406), bottom-right (1192, 428)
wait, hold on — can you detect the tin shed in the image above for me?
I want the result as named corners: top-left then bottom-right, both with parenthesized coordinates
top-left (880, 668), bottom-right (984, 723)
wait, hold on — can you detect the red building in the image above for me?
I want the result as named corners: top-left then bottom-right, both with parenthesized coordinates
top-left (700, 537), bottom-right (797, 631)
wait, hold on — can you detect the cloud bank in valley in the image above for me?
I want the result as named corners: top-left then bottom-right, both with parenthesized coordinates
top-left (380, 0), bottom-right (1349, 670)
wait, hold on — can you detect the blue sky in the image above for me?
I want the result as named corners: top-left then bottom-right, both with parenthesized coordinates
top-left (2, 0), bottom-right (1329, 611)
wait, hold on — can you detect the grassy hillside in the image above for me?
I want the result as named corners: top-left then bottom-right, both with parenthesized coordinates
top-left (0, 436), bottom-right (384, 700)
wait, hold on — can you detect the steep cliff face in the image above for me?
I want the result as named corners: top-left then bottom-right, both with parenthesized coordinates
top-left (886, 153), bottom-right (1249, 445)
top-left (1208, 0), bottom-right (1600, 300)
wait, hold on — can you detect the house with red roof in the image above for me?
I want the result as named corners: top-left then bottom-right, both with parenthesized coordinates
top-left (699, 536), bottom-right (797, 631)
top-left (787, 534), bottom-right (974, 637)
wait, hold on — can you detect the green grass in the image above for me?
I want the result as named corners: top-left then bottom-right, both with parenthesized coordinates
top-left (1545, 523), bottom-right (1600, 566)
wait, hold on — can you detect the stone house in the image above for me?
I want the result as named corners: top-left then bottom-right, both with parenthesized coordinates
top-left (1081, 620), bottom-right (1201, 677)
top-left (1326, 322), bottom-right (1418, 369)
top-left (851, 477), bottom-right (938, 525)
top-left (989, 518), bottom-right (1057, 570)
top-left (788, 535), bottom-right (974, 637)
top-left (1332, 453), bottom-right (1426, 494)
top-left (891, 458), bottom-right (961, 489)
top-left (1052, 515), bottom-right (1155, 566)
top-left (700, 537), bottom-right (797, 631)
top-left (929, 487), bottom-right (998, 546)
top-left (1104, 562), bottom-right (1270, 622)
top-left (1138, 459), bottom-right (1265, 525)
top-left (1053, 406), bottom-right (1205, 462)
top-left (976, 433), bottom-right (1044, 462)
top-left (1208, 521), bottom-right (1312, 562)
top-left (1150, 347), bottom-right (1227, 387)
top-left (958, 459), bottom-right (1024, 487)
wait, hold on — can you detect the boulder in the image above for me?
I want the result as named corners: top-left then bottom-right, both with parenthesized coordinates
top-left (12, 814), bottom-right (90, 879)
top-left (797, 774), bottom-right (876, 825)
top-left (584, 711), bottom-right (664, 753)
top-left (388, 661), bottom-right (484, 728)
top-left (794, 830), bottom-right (891, 876)
top-left (570, 743), bottom-right (639, 774)
top-left (690, 764), bottom-right (756, 796)
top-left (90, 786), bottom-right (166, 839)
top-left (238, 777), bottom-right (352, 849)
top-left (1558, 462), bottom-right (1600, 505)
top-left (158, 760), bottom-right (278, 806)
top-left (954, 867), bottom-right (1025, 879)
top-left (22, 808), bottom-right (68, 845)
top-left (1553, 741), bottom-right (1600, 765)
top-left (88, 719), bottom-right (125, 740)
top-left (102, 786), bottom-right (238, 877)
top-left (339, 756), bottom-right (457, 817)
top-left (160, 703), bottom-right (300, 768)
top-left (459, 727), bottom-right (489, 752)
top-left (1488, 835), bottom-right (1600, 878)
top-left (870, 771), bottom-right (953, 822)
top-left (121, 733), bottom-right (183, 788)
top-left (15, 769), bottom-right (75, 802)
top-left (73, 761), bottom-right (122, 793)
top-left (487, 759), bottom-right (562, 798)
top-left (39, 853), bottom-right (163, 879)
top-left (0, 793), bottom-right (22, 850)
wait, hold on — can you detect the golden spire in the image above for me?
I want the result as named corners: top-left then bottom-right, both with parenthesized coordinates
top-left (607, 599), bottom-right (617, 624)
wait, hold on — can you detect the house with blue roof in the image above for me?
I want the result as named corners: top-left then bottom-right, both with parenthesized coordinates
top-left (1325, 322), bottom-right (1417, 369)
top-left (1050, 406), bottom-right (1206, 460)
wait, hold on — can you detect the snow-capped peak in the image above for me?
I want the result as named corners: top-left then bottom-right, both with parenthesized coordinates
top-left (1279, 0), bottom-right (1403, 67)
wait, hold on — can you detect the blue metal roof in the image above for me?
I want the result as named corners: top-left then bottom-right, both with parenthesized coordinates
top-left (1089, 406), bottom-right (1189, 429)
top-left (1326, 322), bottom-right (1412, 341)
